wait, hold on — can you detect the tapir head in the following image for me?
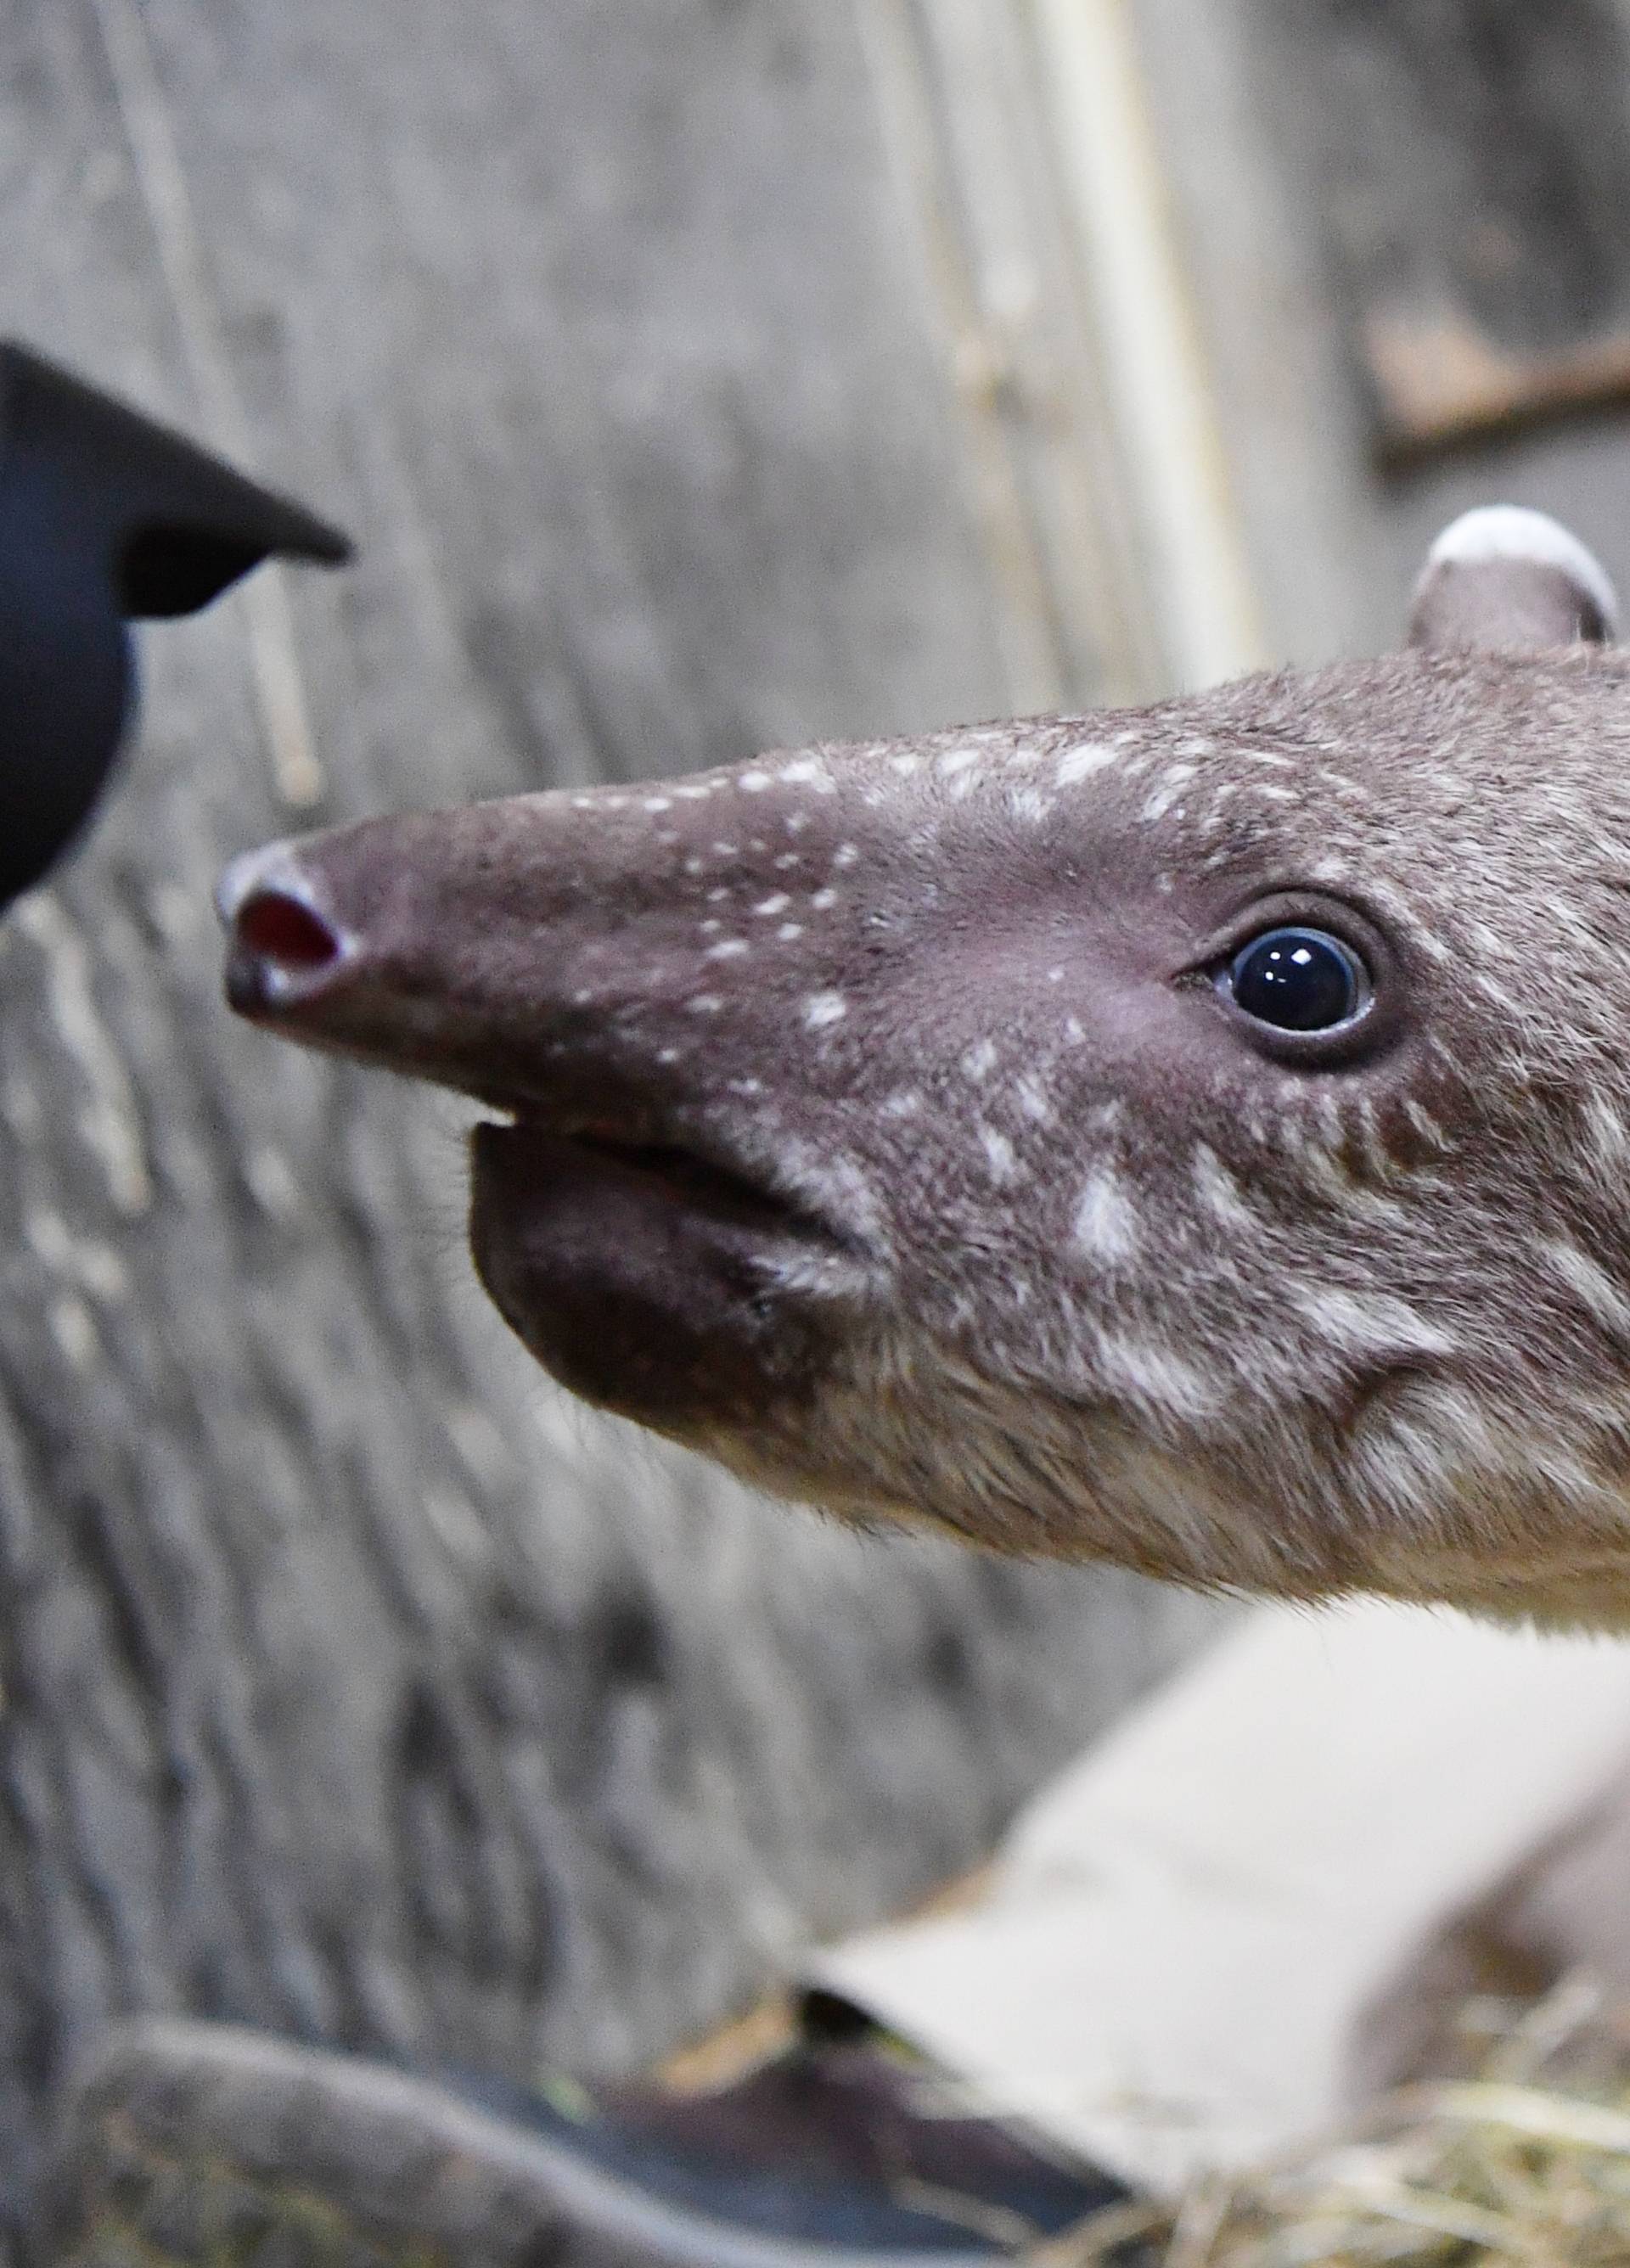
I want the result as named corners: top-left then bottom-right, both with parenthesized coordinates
top-left (222, 509), bottom-right (1630, 1625)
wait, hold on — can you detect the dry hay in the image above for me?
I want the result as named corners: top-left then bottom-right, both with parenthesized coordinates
top-left (1029, 1975), bottom-right (1630, 2268)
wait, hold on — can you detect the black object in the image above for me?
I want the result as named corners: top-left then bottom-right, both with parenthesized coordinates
top-left (0, 340), bottom-right (350, 912)
top-left (51, 2014), bottom-right (1142, 2265)
top-left (469, 2029), bottom-right (1128, 2256)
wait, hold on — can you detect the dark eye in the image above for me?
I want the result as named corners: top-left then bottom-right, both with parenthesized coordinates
top-left (1222, 926), bottom-right (1368, 1033)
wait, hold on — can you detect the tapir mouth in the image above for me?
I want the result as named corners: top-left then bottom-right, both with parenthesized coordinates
top-left (217, 833), bottom-right (867, 1433)
top-left (474, 1110), bottom-right (832, 1245)
top-left (466, 1110), bottom-right (853, 1432)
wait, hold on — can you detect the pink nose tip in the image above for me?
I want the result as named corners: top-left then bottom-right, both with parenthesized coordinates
top-left (217, 844), bottom-right (350, 1015)
top-left (233, 888), bottom-right (342, 974)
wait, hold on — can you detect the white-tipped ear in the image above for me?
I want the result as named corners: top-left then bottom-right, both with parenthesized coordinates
top-left (1408, 507), bottom-right (1619, 653)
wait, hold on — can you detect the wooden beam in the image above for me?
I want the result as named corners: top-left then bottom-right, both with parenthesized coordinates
top-left (1267, 0), bottom-right (1630, 457)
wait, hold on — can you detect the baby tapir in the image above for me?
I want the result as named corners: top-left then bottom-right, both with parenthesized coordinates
top-left (221, 508), bottom-right (1630, 1627)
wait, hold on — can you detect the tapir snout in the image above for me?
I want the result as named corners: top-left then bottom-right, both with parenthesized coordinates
top-left (217, 755), bottom-right (950, 1452)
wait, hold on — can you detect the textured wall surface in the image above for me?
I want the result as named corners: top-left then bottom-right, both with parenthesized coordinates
top-left (1138, 0), bottom-right (1630, 662)
top-left (0, 0), bottom-right (1220, 2243)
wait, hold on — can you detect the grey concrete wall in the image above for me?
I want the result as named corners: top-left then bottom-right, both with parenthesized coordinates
top-left (0, 0), bottom-right (1220, 2239)
top-left (1139, 0), bottom-right (1630, 662)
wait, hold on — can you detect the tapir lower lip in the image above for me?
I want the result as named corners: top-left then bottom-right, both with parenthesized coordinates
top-left (466, 1118), bottom-right (849, 1429)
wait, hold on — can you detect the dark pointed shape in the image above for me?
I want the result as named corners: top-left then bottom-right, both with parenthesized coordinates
top-left (0, 340), bottom-right (351, 912)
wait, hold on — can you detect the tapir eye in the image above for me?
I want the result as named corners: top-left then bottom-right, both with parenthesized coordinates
top-left (1222, 926), bottom-right (1369, 1033)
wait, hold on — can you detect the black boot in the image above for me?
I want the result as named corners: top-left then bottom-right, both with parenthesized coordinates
top-left (48, 2004), bottom-right (1139, 2265)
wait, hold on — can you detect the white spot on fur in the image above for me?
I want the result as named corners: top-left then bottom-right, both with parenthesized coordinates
top-left (1009, 787), bottom-right (1053, 823)
top-left (1191, 1143), bottom-right (1256, 1230)
top-left (1073, 1166), bottom-right (1139, 1262)
top-left (1141, 765), bottom-right (1195, 822)
top-left (891, 754), bottom-right (921, 775)
top-left (811, 889), bottom-right (838, 911)
top-left (1403, 1100), bottom-right (1452, 1154)
top-left (706, 939), bottom-right (750, 960)
top-left (754, 895), bottom-right (790, 917)
top-left (1545, 1238), bottom-right (1630, 1342)
top-left (981, 1126), bottom-right (1017, 1182)
top-left (739, 771), bottom-right (771, 792)
top-left (805, 991), bottom-right (847, 1029)
top-left (644, 796), bottom-right (672, 812)
top-left (779, 758), bottom-right (831, 789)
top-left (689, 995), bottom-right (724, 1014)
top-left (1587, 1098), bottom-right (1630, 1173)
top-left (774, 853), bottom-right (801, 870)
top-left (937, 748), bottom-right (980, 779)
top-left (774, 1141), bottom-right (884, 1242)
top-left (1095, 1335), bottom-right (1217, 1420)
top-left (1292, 1288), bottom-right (1456, 1360)
top-left (778, 923), bottom-right (805, 940)
top-left (1055, 741), bottom-right (1116, 787)
top-left (1015, 1073), bottom-right (1053, 1125)
top-left (884, 1090), bottom-right (923, 1118)
top-left (962, 1040), bottom-right (998, 1081)
top-left (1296, 1147), bottom-right (1414, 1227)
top-left (834, 844), bottom-right (859, 868)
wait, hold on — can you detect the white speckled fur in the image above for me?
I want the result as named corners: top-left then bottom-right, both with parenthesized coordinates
top-left (231, 513), bottom-right (1630, 1631)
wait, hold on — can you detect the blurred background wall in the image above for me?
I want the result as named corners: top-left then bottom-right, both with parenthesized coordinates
top-left (3, 0), bottom-right (1628, 2248)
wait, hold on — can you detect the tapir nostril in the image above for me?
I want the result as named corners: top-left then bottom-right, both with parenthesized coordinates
top-left (233, 888), bottom-right (343, 974)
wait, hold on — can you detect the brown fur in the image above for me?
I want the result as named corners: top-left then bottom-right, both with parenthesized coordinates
top-left (219, 524), bottom-right (1630, 1626)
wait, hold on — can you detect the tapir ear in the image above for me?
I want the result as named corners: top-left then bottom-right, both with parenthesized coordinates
top-left (1408, 506), bottom-right (1619, 653)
